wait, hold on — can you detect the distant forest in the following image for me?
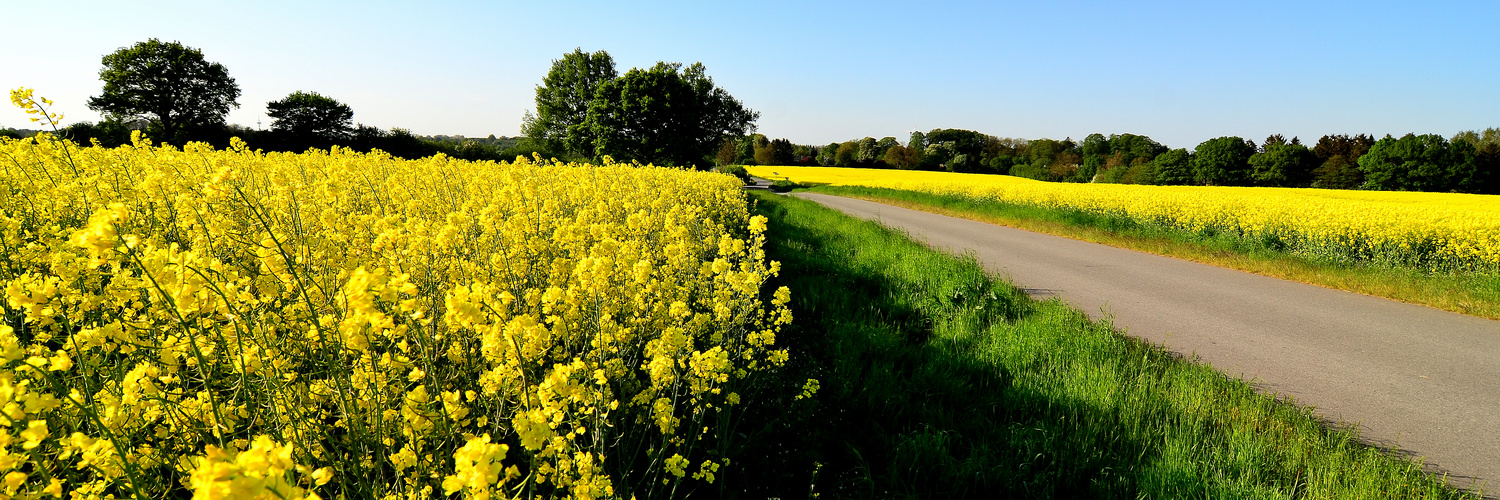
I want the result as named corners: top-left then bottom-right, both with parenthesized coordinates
top-left (7, 121), bottom-right (1496, 195)
top-left (0, 122), bottom-right (538, 164)
top-left (726, 129), bottom-right (1500, 194)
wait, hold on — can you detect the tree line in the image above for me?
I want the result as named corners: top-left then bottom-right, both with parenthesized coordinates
top-left (520, 49), bottom-right (758, 168)
top-left (9, 39), bottom-right (1496, 193)
top-left (6, 39), bottom-right (564, 162)
top-left (13, 42), bottom-right (760, 168)
top-left (739, 128), bottom-right (1500, 194)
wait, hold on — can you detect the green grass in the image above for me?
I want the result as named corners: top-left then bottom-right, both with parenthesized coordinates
top-left (801, 184), bottom-right (1500, 321)
top-left (723, 191), bottom-right (1478, 499)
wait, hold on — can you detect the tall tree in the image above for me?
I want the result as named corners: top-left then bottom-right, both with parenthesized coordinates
top-left (266, 91), bottom-right (353, 139)
top-left (1025, 138), bottom-right (1075, 170)
top-left (769, 138), bottom-right (796, 166)
top-left (1312, 134), bottom-right (1376, 162)
top-left (908, 131), bottom-right (926, 150)
top-left (1108, 133), bottom-right (1167, 165)
top-left (1449, 128), bottom-right (1500, 194)
top-left (1190, 136), bottom-right (1256, 186)
top-left (854, 137), bottom-right (879, 164)
top-left (522, 48), bottom-right (617, 158)
top-left (817, 142), bottom-right (840, 166)
top-left (586, 61), bottom-right (758, 167)
top-left (1260, 134), bottom-right (1286, 150)
top-left (882, 144), bottom-right (921, 169)
top-left (1249, 142), bottom-right (1317, 187)
top-left (833, 141), bottom-right (858, 167)
top-left (87, 38), bottom-right (240, 144)
top-left (714, 139), bottom-right (737, 167)
top-left (752, 134), bottom-right (773, 165)
top-left (1152, 149), bottom-right (1193, 185)
top-left (1358, 134), bottom-right (1454, 191)
top-left (1080, 133), bottom-right (1110, 158)
top-left (1310, 134), bottom-right (1375, 189)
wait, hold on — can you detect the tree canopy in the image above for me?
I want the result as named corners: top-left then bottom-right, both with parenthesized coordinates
top-left (1191, 136), bottom-right (1256, 186)
top-left (1249, 142), bottom-right (1317, 187)
top-left (87, 39), bottom-right (240, 144)
top-left (585, 61), bottom-right (758, 167)
top-left (266, 91), bottom-right (353, 139)
top-left (522, 48), bottom-right (617, 158)
top-left (1152, 149), bottom-right (1193, 185)
top-left (1358, 134), bottom-right (1453, 191)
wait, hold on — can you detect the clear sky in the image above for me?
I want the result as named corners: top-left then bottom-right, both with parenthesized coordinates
top-left (3, 1), bottom-right (1497, 150)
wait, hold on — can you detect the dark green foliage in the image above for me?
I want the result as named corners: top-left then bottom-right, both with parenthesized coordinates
top-left (746, 135), bottom-right (796, 166)
top-left (1082, 133), bottom-right (1167, 184)
top-left (1358, 134), bottom-right (1453, 192)
top-left (1111, 133), bottom-right (1169, 164)
top-left (1080, 146), bottom-right (1107, 181)
top-left (1081, 133), bottom-right (1110, 158)
top-left (1009, 159), bottom-right (1050, 181)
top-left (1249, 142), bottom-right (1318, 187)
top-left (351, 126), bottom-right (433, 159)
top-left (833, 142), bottom-right (858, 167)
top-left (1191, 136), bottom-right (1256, 186)
top-left (880, 145), bottom-right (918, 169)
top-left (817, 142), bottom-right (840, 166)
top-left (59, 116), bottom-right (136, 148)
top-left (1310, 134), bottom-right (1375, 189)
top-left (586, 61), bottom-right (759, 168)
top-left (1152, 149), bottom-right (1193, 185)
top-left (87, 38), bottom-right (241, 145)
top-left (1311, 155), bottom-right (1364, 190)
top-left (793, 144), bottom-right (815, 163)
top-left (1448, 129), bottom-right (1500, 194)
top-left (717, 164), bottom-right (752, 184)
top-left (1313, 134), bottom-right (1376, 163)
top-left (1261, 133), bottom-right (1293, 148)
top-left (769, 138), bottom-right (796, 165)
top-left (266, 91), bottom-right (354, 140)
top-left (923, 128), bottom-right (990, 172)
top-left (1025, 138), bottom-right (1072, 168)
top-left (1094, 159), bottom-right (1129, 184)
top-left (1119, 158), bottom-right (1157, 185)
top-left (987, 155), bottom-right (1017, 175)
top-left (522, 48), bottom-right (617, 159)
top-left (908, 130), bottom-right (927, 150)
top-left (768, 179), bottom-right (800, 192)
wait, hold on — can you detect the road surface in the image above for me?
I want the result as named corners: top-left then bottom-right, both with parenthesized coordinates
top-left (793, 192), bottom-right (1500, 494)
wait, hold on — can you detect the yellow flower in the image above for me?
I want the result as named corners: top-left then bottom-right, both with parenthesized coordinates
top-left (20, 420), bottom-right (48, 449)
top-left (748, 165), bottom-right (1500, 271)
top-left (0, 127), bottom-right (792, 497)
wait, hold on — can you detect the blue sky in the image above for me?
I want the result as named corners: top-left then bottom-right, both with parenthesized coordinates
top-left (3, 1), bottom-right (1497, 150)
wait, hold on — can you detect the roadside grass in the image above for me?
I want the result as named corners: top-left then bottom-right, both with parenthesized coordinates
top-left (802, 185), bottom-right (1500, 321)
top-left (731, 191), bottom-right (1477, 499)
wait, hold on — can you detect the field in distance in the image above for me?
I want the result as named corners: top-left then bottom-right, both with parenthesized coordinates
top-left (747, 165), bottom-right (1500, 318)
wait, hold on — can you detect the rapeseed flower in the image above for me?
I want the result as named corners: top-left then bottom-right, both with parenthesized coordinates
top-left (0, 99), bottom-right (790, 498)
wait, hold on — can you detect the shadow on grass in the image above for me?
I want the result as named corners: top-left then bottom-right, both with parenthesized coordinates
top-left (719, 192), bottom-right (1476, 499)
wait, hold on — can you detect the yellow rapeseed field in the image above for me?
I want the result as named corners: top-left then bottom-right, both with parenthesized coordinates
top-left (748, 166), bottom-right (1500, 271)
top-left (0, 90), bottom-right (794, 499)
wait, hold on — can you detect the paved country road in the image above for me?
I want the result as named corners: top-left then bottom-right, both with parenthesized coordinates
top-left (791, 192), bottom-right (1500, 494)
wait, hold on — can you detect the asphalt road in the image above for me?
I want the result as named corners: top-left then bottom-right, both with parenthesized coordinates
top-left (793, 192), bottom-right (1500, 493)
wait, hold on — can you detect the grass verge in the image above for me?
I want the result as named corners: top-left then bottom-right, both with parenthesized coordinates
top-left (802, 184), bottom-right (1500, 321)
top-left (728, 190), bottom-right (1477, 499)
